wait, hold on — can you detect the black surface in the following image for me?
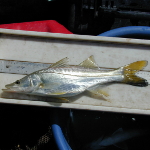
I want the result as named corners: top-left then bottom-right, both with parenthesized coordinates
top-left (0, 104), bottom-right (58, 150)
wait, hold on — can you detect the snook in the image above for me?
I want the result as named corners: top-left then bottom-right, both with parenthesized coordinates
top-left (3, 56), bottom-right (148, 100)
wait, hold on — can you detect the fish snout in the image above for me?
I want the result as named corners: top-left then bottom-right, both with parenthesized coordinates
top-left (2, 83), bottom-right (19, 92)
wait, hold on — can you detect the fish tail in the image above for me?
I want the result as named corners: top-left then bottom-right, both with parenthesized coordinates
top-left (122, 60), bottom-right (148, 87)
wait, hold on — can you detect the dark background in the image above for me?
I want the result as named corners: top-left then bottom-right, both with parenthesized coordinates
top-left (0, 0), bottom-right (150, 150)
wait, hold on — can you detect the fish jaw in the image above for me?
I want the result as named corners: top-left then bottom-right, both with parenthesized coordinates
top-left (2, 83), bottom-right (23, 93)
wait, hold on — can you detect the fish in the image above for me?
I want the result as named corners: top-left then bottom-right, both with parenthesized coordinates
top-left (2, 56), bottom-right (148, 101)
top-left (83, 128), bottom-right (148, 150)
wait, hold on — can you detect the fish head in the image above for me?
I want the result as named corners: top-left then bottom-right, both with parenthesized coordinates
top-left (3, 75), bottom-right (36, 93)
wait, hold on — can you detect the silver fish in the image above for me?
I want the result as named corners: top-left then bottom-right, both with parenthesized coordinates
top-left (2, 56), bottom-right (148, 101)
top-left (84, 128), bottom-right (148, 150)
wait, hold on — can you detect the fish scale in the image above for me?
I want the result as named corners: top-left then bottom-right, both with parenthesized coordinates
top-left (2, 56), bottom-right (148, 99)
top-left (0, 59), bottom-right (149, 84)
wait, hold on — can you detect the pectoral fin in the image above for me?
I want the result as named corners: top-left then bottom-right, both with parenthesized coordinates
top-left (56, 97), bottom-right (69, 102)
top-left (47, 92), bottom-right (67, 96)
top-left (47, 92), bottom-right (69, 101)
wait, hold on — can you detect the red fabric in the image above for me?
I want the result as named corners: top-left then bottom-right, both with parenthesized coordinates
top-left (0, 20), bottom-right (73, 34)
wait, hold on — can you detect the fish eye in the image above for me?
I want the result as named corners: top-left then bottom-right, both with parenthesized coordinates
top-left (15, 80), bottom-right (20, 84)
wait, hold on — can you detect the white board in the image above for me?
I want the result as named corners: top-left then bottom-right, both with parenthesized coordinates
top-left (0, 28), bottom-right (150, 115)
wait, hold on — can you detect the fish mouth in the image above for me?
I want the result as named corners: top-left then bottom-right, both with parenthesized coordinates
top-left (2, 85), bottom-right (16, 92)
top-left (2, 88), bottom-right (14, 92)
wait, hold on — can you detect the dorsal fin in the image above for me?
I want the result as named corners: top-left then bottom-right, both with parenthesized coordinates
top-left (78, 55), bottom-right (99, 69)
top-left (49, 57), bottom-right (69, 68)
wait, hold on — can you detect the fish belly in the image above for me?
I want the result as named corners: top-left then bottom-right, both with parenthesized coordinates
top-left (32, 72), bottom-right (122, 97)
top-left (31, 73), bottom-right (98, 97)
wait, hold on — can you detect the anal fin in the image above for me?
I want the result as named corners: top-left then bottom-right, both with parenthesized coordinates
top-left (86, 88), bottom-right (109, 101)
top-left (114, 141), bottom-right (128, 150)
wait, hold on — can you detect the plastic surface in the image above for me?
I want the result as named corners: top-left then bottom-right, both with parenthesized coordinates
top-left (0, 29), bottom-right (150, 114)
top-left (0, 20), bottom-right (72, 34)
top-left (52, 124), bottom-right (71, 150)
top-left (51, 109), bottom-right (71, 150)
top-left (52, 26), bottom-right (150, 150)
top-left (98, 26), bottom-right (150, 38)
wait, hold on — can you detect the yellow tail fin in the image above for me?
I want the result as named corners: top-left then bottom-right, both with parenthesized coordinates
top-left (123, 60), bottom-right (148, 87)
